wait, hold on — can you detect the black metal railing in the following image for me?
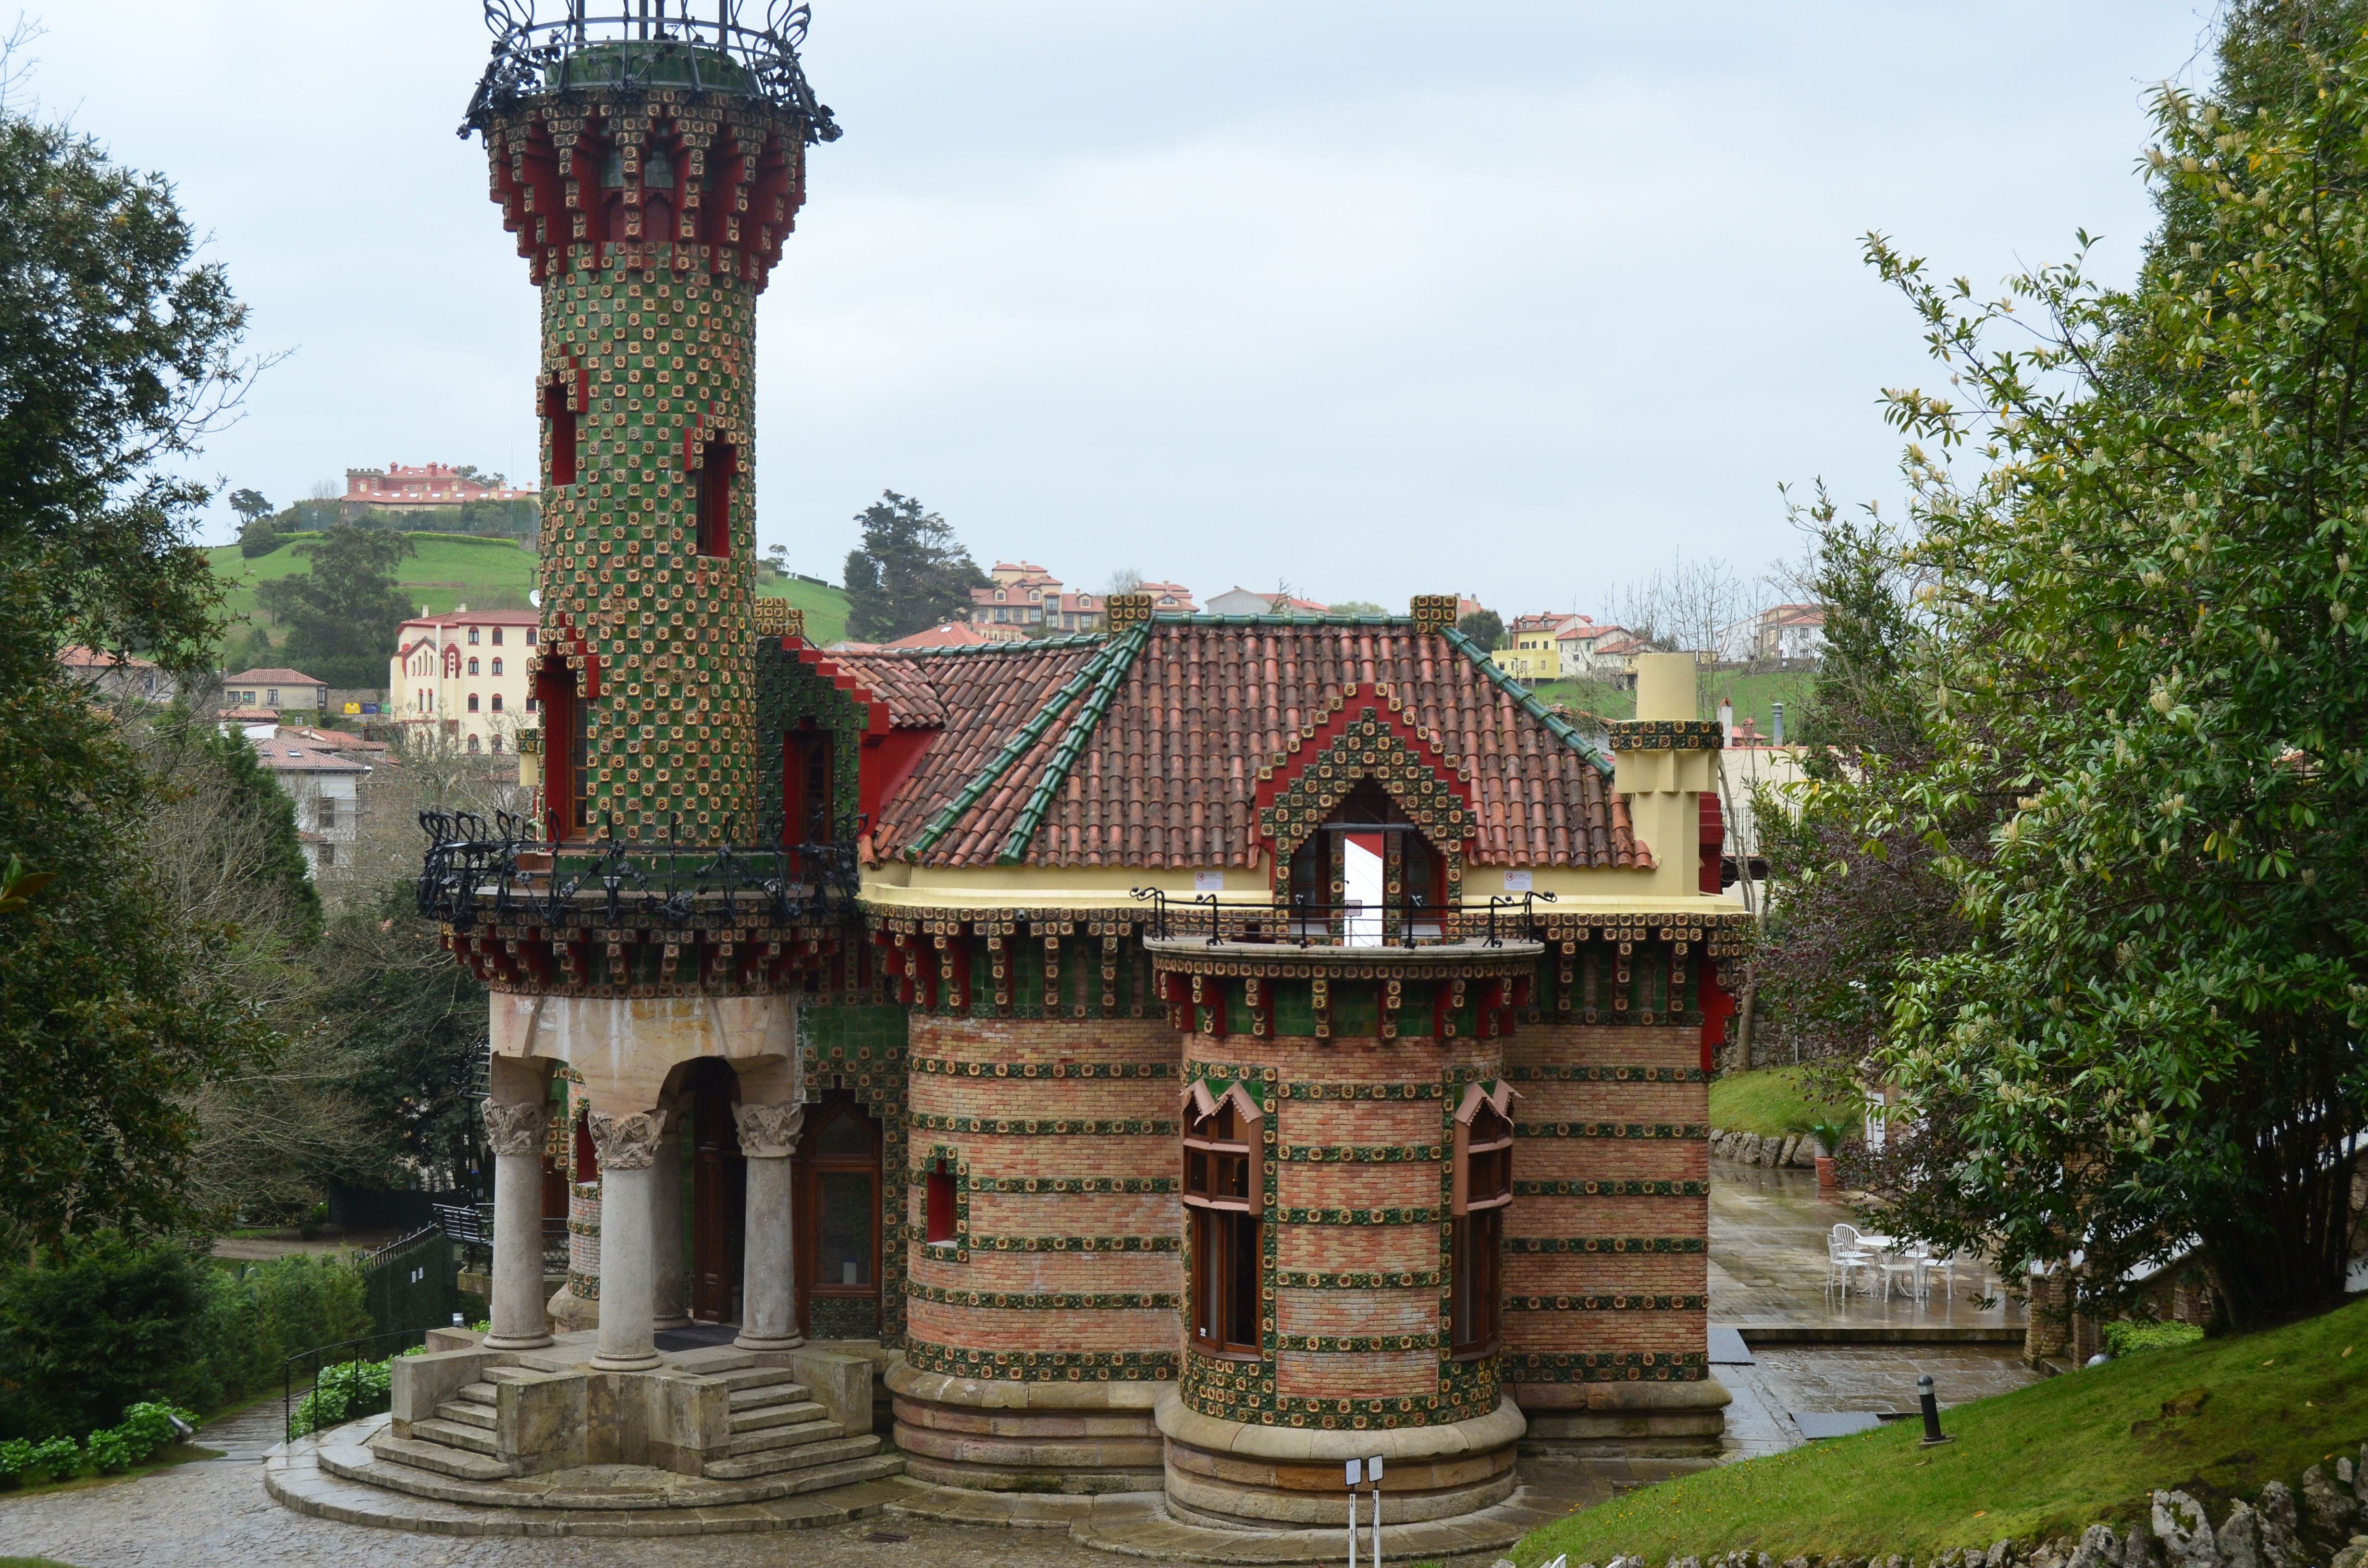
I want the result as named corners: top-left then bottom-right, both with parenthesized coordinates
top-left (282, 1327), bottom-right (429, 1445)
top-left (415, 808), bottom-right (862, 932)
top-left (464, 0), bottom-right (841, 139)
top-left (1131, 889), bottom-right (1556, 948)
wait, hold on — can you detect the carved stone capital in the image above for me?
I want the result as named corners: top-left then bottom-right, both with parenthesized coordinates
top-left (733, 1101), bottom-right (804, 1159)
top-left (481, 1099), bottom-right (547, 1158)
top-left (587, 1108), bottom-right (669, 1171)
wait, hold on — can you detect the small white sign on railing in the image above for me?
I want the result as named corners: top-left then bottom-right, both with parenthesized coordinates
top-left (1344, 1454), bottom-right (1384, 1567)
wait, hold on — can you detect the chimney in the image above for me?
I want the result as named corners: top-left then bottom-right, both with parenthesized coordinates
top-left (1772, 700), bottom-right (1786, 746)
top-left (1717, 698), bottom-right (1735, 746)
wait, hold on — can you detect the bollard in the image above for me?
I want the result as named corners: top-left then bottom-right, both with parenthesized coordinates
top-left (1918, 1373), bottom-right (1952, 1446)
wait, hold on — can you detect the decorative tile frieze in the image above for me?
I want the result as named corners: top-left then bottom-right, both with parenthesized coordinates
top-left (909, 1113), bottom-right (1177, 1137)
top-left (963, 1235), bottom-right (1182, 1254)
top-left (1273, 1268), bottom-right (1443, 1289)
top-left (1505, 1293), bottom-right (1708, 1312)
top-left (1604, 719), bottom-right (1725, 752)
top-left (1276, 1206), bottom-right (1443, 1225)
top-left (1515, 1122), bottom-right (1709, 1140)
top-left (1278, 1142), bottom-right (1445, 1164)
top-left (1505, 1064), bottom-right (1710, 1084)
top-left (1504, 1237), bottom-right (1707, 1255)
top-left (1272, 1332), bottom-right (1443, 1352)
top-left (901, 1339), bottom-right (1179, 1382)
top-left (1499, 1351), bottom-right (1709, 1383)
top-left (963, 1175), bottom-right (1179, 1194)
top-left (913, 1057), bottom-right (1175, 1080)
top-left (905, 1280), bottom-right (1179, 1310)
top-left (1513, 1179), bottom-right (1711, 1198)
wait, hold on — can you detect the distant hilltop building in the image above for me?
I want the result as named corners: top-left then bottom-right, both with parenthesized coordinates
top-left (969, 562), bottom-right (1196, 639)
top-left (344, 462), bottom-right (536, 515)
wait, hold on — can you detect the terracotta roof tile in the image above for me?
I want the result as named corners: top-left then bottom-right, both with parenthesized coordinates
top-left (878, 621), bottom-right (1642, 872)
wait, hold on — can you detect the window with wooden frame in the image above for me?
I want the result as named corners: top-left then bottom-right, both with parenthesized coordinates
top-left (534, 660), bottom-right (589, 840)
top-left (1450, 1081), bottom-right (1514, 1356)
top-left (1182, 1082), bottom-right (1262, 1358)
top-left (783, 723), bottom-right (834, 846)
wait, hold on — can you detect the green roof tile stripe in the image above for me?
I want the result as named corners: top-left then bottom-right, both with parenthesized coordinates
top-left (997, 622), bottom-right (1153, 863)
top-left (874, 631), bottom-right (1107, 659)
top-left (904, 632), bottom-right (1138, 860)
top-left (1439, 624), bottom-right (1615, 778)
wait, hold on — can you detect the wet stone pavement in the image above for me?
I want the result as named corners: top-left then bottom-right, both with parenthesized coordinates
top-left (0, 1163), bottom-right (2050, 1566)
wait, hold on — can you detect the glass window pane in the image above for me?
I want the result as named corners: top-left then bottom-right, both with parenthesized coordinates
top-left (818, 1171), bottom-right (873, 1286)
top-left (1187, 1150), bottom-right (1208, 1196)
top-left (816, 1111), bottom-right (871, 1158)
top-left (1225, 1213), bottom-right (1259, 1348)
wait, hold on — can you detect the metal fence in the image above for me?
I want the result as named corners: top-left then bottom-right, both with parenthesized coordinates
top-left (361, 1225), bottom-right (460, 1341)
top-left (1131, 889), bottom-right (1556, 949)
top-left (281, 1327), bottom-right (426, 1445)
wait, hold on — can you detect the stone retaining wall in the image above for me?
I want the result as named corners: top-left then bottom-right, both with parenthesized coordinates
top-left (1706, 1127), bottom-right (1819, 1171)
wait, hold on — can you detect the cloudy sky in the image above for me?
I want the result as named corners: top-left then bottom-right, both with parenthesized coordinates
top-left (25, 2), bottom-right (2220, 616)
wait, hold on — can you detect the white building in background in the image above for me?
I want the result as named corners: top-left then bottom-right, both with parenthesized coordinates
top-left (1715, 604), bottom-right (1829, 663)
top-left (220, 717), bottom-right (376, 877)
top-left (388, 607), bottom-right (538, 754)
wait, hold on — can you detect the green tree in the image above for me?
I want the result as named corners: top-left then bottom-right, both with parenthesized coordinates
top-left (256, 523), bottom-right (415, 689)
top-left (228, 487), bottom-right (271, 525)
top-left (1330, 600), bottom-right (1386, 615)
top-left (1847, 46), bottom-right (2368, 1327)
top-left (1456, 608), bottom-right (1504, 649)
top-left (841, 490), bottom-right (987, 642)
top-left (0, 98), bottom-right (269, 1247)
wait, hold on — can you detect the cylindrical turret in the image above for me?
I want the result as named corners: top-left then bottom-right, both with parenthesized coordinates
top-left (465, 1), bottom-right (838, 844)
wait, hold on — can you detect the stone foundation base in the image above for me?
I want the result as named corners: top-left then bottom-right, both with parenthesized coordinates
top-left (1153, 1390), bottom-right (1525, 1528)
top-left (888, 1362), bottom-right (1167, 1495)
top-left (1513, 1377), bottom-right (1731, 1456)
top-left (546, 1284), bottom-right (598, 1334)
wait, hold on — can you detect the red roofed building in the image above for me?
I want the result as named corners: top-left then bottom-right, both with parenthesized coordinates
top-left (345, 462), bottom-right (536, 514)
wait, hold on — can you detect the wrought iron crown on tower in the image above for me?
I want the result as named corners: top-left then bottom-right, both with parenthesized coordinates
top-left (463, 0), bottom-right (841, 140)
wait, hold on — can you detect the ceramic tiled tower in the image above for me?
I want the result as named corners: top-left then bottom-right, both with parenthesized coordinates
top-left (471, 24), bottom-right (831, 843)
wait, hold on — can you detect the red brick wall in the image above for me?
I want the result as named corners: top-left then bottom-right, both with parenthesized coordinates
top-left (904, 1015), bottom-right (1182, 1363)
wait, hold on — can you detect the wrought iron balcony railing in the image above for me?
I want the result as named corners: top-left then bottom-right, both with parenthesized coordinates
top-left (1131, 888), bottom-right (1557, 950)
top-left (417, 808), bottom-right (861, 931)
top-left (464, 0), bottom-right (841, 139)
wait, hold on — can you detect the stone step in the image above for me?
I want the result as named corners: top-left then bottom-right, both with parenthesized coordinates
top-left (484, 1365), bottom-right (542, 1383)
top-left (455, 1382), bottom-right (503, 1406)
top-left (706, 1366), bottom-right (802, 1394)
top-left (408, 1417), bottom-right (502, 1458)
top-left (434, 1400), bottom-right (497, 1431)
top-left (367, 1433), bottom-right (515, 1483)
top-left (729, 1399), bottom-right (827, 1434)
top-left (728, 1379), bottom-right (809, 1409)
top-left (735, 1451), bottom-right (904, 1496)
top-left (726, 1417), bottom-right (844, 1458)
top-left (701, 1433), bottom-right (883, 1482)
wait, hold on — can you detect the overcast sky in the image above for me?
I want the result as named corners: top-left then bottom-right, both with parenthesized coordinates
top-left (24, 2), bottom-right (2222, 616)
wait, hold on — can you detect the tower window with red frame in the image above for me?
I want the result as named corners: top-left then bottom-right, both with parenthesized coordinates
top-left (694, 441), bottom-right (734, 558)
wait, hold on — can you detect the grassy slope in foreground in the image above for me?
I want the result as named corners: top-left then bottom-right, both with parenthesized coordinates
top-left (1514, 1295), bottom-right (2368, 1566)
top-left (1709, 1066), bottom-right (1853, 1140)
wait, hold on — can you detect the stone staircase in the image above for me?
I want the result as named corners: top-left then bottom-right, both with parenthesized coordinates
top-left (357, 1360), bottom-right (899, 1502)
top-left (700, 1366), bottom-right (890, 1483)
top-left (370, 1364), bottom-right (537, 1483)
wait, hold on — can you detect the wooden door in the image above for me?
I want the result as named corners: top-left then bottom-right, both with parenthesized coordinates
top-left (795, 1093), bottom-right (880, 1340)
top-left (690, 1059), bottom-right (745, 1323)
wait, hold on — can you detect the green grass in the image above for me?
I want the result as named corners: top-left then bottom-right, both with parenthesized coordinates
top-left (0, 1441), bottom-right (223, 1502)
top-left (1527, 670), bottom-right (1816, 741)
top-left (754, 572), bottom-right (851, 645)
top-left (205, 532), bottom-right (536, 626)
top-left (1709, 1066), bottom-right (1852, 1139)
top-left (0, 1558), bottom-right (84, 1567)
top-left (1514, 1295), bottom-right (2368, 1566)
top-left (204, 535), bottom-right (851, 646)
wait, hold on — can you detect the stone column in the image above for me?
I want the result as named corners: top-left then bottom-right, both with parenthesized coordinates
top-left (587, 1107), bottom-right (669, 1371)
top-left (481, 1098), bottom-right (554, 1350)
top-left (652, 1094), bottom-right (690, 1331)
top-left (732, 1102), bottom-right (803, 1351)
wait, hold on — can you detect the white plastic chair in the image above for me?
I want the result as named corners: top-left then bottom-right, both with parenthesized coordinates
top-left (1828, 1224), bottom-right (1874, 1298)
top-left (1878, 1251), bottom-right (1922, 1302)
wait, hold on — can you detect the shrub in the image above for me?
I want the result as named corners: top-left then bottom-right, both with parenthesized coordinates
top-left (85, 1401), bottom-right (196, 1473)
top-left (0, 1435), bottom-right (84, 1486)
top-left (287, 1357), bottom-right (391, 1439)
top-left (0, 1235), bottom-right (203, 1441)
top-left (2103, 1320), bottom-right (2206, 1359)
top-left (179, 1252), bottom-right (372, 1413)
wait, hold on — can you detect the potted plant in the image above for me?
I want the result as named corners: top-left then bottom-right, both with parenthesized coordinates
top-left (1808, 1120), bottom-right (1847, 1193)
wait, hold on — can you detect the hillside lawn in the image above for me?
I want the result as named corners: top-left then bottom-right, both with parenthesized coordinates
top-left (1514, 1293), bottom-right (2368, 1566)
top-left (1528, 669), bottom-right (1815, 738)
top-left (1710, 1066), bottom-right (1854, 1139)
top-left (204, 533), bottom-right (851, 648)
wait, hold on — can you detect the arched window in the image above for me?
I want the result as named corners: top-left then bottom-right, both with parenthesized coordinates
top-left (467, 734), bottom-right (481, 753)
top-left (467, 693), bottom-right (481, 712)
top-left (1183, 1083), bottom-right (1261, 1357)
top-left (491, 658), bottom-right (503, 675)
top-left (468, 627), bottom-right (481, 645)
top-left (490, 692), bottom-right (504, 712)
top-left (492, 627), bottom-right (505, 646)
top-left (1450, 1081), bottom-right (1514, 1356)
top-left (468, 657), bottom-right (481, 675)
